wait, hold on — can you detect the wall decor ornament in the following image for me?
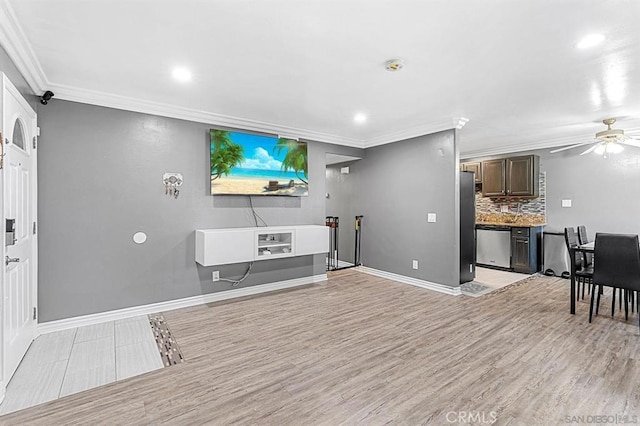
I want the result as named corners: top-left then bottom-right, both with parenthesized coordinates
top-left (163, 172), bottom-right (183, 198)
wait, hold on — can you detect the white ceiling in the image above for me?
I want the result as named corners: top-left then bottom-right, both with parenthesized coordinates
top-left (2, 0), bottom-right (640, 156)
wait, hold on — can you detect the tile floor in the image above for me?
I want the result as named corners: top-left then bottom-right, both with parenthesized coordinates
top-left (0, 315), bottom-right (164, 415)
top-left (460, 267), bottom-right (532, 297)
top-left (475, 266), bottom-right (531, 289)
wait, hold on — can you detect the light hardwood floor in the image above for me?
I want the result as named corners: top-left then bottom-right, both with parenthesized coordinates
top-left (1, 270), bottom-right (639, 425)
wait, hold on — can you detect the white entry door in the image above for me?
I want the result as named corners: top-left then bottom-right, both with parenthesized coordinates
top-left (2, 74), bottom-right (38, 384)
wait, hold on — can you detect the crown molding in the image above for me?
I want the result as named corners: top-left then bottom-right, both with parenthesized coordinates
top-left (49, 82), bottom-right (366, 148)
top-left (0, 0), bottom-right (48, 94)
top-left (51, 82), bottom-right (473, 149)
top-left (364, 117), bottom-right (468, 148)
top-left (454, 117), bottom-right (470, 130)
top-left (460, 133), bottom-right (595, 159)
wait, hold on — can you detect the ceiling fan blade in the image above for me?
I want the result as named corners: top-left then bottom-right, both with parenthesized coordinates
top-left (579, 144), bottom-right (600, 156)
top-left (550, 142), bottom-right (593, 154)
top-left (622, 137), bottom-right (640, 148)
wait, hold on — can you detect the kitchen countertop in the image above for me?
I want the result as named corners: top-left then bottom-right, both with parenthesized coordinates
top-left (475, 213), bottom-right (546, 227)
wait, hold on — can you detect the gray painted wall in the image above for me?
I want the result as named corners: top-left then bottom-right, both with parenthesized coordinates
top-left (37, 99), bottom-right (364, 321)
top-left (0, 43), bottom-right (36, 108)
top-left (465, 146), bottom-right (640, 239)
top-left (358, 130), bottom-right (460, 287)
top-left (538, 148), bottom-right (640, 238)
top-left (325, 160), bottom-right (362, 265)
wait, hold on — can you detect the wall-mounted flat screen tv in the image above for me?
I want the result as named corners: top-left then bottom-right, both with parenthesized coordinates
top-left (210, 129), bottom-right (308, 196)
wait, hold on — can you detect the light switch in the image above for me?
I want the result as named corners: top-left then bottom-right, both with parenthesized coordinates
top-left (561, 199), bottom-right (572, 208)
top-left (427, 213), bottom-right (437, 223)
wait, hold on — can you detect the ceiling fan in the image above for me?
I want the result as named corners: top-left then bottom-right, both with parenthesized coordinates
top-left (550, 118), bottom-right (640, 158)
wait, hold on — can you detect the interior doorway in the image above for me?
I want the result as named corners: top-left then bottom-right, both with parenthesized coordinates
top-left (325, 153), bottom-right (362, 270)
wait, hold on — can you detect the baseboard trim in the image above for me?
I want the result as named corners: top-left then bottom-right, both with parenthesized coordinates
top-left (356, 266), bottom-right (461, 296)
top-left (327, 259), bottom-right (355, 269)
top-left (38, 274), bottom-right (327, 335)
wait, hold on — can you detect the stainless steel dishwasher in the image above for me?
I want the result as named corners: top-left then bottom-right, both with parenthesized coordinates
top-left (476, 225), bottom-right (512, 269)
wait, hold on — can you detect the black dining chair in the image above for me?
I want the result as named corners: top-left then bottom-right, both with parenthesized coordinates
top-left (564, 227), bottom-right (594, 300)
top-left (577, 226), bottom-right (593, 267)
top-left (577, 225), bottom-right (595, 299)
top-left (590, 233), bottom-right (640, 328)
top-left (579, 225), bottom-right (631, 314)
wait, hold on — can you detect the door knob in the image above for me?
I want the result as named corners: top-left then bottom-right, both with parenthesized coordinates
top-left (5, 256), bottom-right (19, 266)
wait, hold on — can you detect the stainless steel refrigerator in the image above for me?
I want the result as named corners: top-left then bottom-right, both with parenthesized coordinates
top-left (460, 171), bottom-right (476, 283)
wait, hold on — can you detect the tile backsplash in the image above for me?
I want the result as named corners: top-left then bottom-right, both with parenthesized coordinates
top-left (475, 172), bottom-right (546, 216)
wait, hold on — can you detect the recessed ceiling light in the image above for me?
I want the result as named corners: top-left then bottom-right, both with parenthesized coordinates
top-left (385, 59), bottom-right (404, 71)
top-left (576, 34), bottom-right (605, 49)
top-left (354, 113), bottom-right (367, 123)
top-left (172, 67), bottom-right (192, 82)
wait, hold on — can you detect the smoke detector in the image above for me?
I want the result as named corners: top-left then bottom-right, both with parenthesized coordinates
top-left (385, 59), bottom-right (404, 71)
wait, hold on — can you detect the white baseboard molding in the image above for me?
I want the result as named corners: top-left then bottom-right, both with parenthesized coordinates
top-left (326, 259), bottom-right (355, 269)
top-left (356, 266), bottom-right (461, 296)
top-left (38, 274), bottom-right (327, 335)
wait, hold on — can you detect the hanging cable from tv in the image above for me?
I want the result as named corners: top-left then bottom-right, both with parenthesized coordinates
top-left (218, 262), bottom-right (255, 287)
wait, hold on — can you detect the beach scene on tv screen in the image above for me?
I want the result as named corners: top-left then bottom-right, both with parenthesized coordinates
top-left (210, 129), bottom-right (309, 196)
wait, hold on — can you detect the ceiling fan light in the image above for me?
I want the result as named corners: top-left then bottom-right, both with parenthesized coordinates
top-left (594, 142), bottom-right (623, 157)
top-left (594, 144), bottom-right (605, 155)
top-left (608, 143), bottom-right (624, 154)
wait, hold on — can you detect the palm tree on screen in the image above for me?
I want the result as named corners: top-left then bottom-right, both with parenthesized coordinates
top-left (210, 130), bottom-right (245, 180)
top-left (274, 138), bottom-right (308, 184)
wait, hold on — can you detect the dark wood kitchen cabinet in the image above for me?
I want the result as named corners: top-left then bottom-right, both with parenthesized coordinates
top-left (481, 159), bottom-right (506, 196)
top-left (460, 161), bottom-right (482, 184)
top-left (510, 227), bottom-right (542, 274)
top-left (481, 155), bottom-right (539, 198)
top-left (507, 156), bottom-right (539, 197)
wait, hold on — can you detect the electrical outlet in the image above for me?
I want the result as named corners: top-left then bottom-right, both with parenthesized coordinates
top-left (500, 204), bottom-right (509, 213)
top-left (427, 213), bottom-right (437, 223)
top-left (412, 260), bottom-right (419, 270)
top-left (212, 271), bottom-right (220, 282)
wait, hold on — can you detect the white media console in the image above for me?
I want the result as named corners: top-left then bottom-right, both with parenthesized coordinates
top-left (195, 225), bottom-right (329, 266)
